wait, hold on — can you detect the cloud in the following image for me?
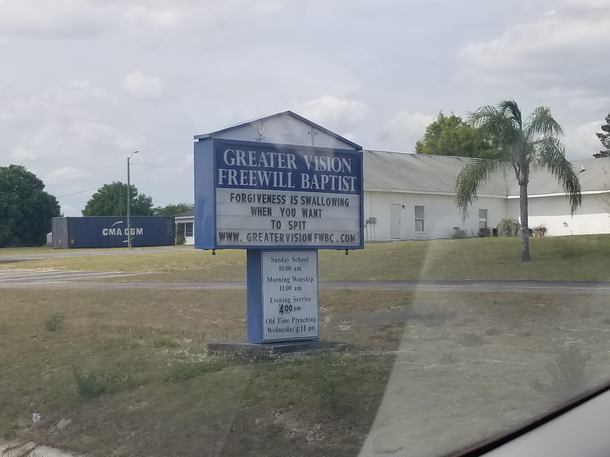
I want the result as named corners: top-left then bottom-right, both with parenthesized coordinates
top-left (181, 153), bottom-right (194, 169)
top-left (298, 95), bottom-right (368, 136)
top-left (0, 0), bottom-right (291, 42)
top-left (0, 80), bottom-right (109, 126)
top-left (2, 79), bottom-right (148, 165)
top-left (564, 120), bottom-right (606, 160)
top-left (376, 111), bottom-right (435, 152)
top-left (10, 145), bottom-right (36, 160)
top-left (0, 0), bottom-right (197, 39)
top-left (0, 0), bottom-right (114, 38)
top-left (13, 120), bottom-right (145, 162)
top-left (122, 71), bottom-right (165, 100)
top-left (535, 87), bottom-right (610, 114)
top-left (457, 0), bottom-right (610, 93)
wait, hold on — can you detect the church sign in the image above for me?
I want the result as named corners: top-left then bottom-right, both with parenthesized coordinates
top-left (195, 139), bottom-right (363, 250)
top-left (194, 111), bottom-right (363, 343)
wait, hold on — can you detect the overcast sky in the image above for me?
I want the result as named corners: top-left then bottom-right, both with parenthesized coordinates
top-left (1, 0), bottom-right (609, 216)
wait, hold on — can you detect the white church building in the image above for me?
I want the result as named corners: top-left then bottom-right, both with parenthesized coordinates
top-left (363, 151), bottom-right (610, 241)
top-left (177, 111), bottom-right (610, 245)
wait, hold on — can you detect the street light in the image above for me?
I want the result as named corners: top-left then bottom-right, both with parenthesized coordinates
top-left (127, 150), bottom-right (139, 248)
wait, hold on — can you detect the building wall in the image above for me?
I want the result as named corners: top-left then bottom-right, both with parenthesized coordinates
top-left (175, 218), bottom-right (195, 245)
top-left (507, 193), bottom-right (610, 236)
top-left (364, 191), bottom-right (507, 241)
top-left (180, 191), bottom-right (610, 244)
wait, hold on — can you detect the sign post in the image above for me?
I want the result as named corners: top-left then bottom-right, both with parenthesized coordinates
top-left (194, 111), bottom-right (363, 345)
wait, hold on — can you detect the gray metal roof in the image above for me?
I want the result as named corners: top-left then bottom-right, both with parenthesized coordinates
top-left (363, 151), bottom-right (610, 197)
top-left (363, 150), bottom-right (509, 197)
top-left (175, 210), bottom-right (194, 218)
top-left (517, 158), bottom-right (610, 195)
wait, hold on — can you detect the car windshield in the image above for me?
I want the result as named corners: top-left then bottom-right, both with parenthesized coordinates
top-left (1, 1), bottom-right (609, 457)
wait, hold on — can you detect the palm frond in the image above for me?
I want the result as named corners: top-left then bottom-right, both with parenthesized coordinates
top-left (468, 105), bottom-right (522, 155)
top-left (535, 137), bottom-right (582, 214)
top-left (467, 105), bottom-right (497, 129)
top-left (525, 106), bottom-right (563, 140)
top-left (456, 158), bottom-right (506, 214)
top-left (498, 100), bottom-right (522, 130)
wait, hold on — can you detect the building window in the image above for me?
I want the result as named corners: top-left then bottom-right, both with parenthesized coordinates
top-left (415, 206), bottom-right (425, 232)
top-left (177, 222), bottom-right (194, 237)
top-left (479, 209), bottom-right (488, 229)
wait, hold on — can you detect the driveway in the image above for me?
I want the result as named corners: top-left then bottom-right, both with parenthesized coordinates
top-left (2, 277), bottom-right (610, 294)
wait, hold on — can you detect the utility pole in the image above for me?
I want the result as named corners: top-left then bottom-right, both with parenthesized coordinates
top-left (127, 150), bottom-right (138, 248)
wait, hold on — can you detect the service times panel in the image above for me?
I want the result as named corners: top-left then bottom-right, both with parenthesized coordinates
top-left (216, 189), bottom-right (360, 247)
top-left (261, 250), bottom-right (318, 341)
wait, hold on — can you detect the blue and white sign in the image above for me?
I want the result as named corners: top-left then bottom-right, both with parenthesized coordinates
top-left (194, 111), bottom-right (363, 344)
top-left (195, 139), bottom-right (364, 250)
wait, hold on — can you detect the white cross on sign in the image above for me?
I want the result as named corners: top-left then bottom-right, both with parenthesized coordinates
top-left (308, 126), bottom-right (317, 146)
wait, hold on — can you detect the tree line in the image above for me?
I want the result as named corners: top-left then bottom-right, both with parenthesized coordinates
top-left (81, 181), bottom-right (193, 217)
top-left (0, 168), bottom-right (191, 247)
top-left (417, 110), bottom-right (610, 159)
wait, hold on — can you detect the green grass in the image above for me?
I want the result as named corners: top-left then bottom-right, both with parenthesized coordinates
top-left (0, 288), bottom-right (396, 456)
top-left (316, 234), bottom-right (610, 281)
top-left (2, 288), bottom-right (610, 456)
top-left (164, 358), bottom-right (231, 382)
top-left (4, 235), bottom-right (610, 281)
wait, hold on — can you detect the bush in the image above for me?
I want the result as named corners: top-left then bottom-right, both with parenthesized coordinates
top-left (175, 232), bottom-right (186, 245)
top-left (73, 369), bottom-right (128, 399)
top-left (497, 219), bottom-right (520, 237)
top-left (478, 227), bottom-right (491, 238)
top-left (533, 224), bottom-right (548, 237)
top-left (451, 227), bottom-right (466, 239)
top-left (153, 334), bottom-right (178, 348)
top-left (45, 314), bottom-right (64, 332)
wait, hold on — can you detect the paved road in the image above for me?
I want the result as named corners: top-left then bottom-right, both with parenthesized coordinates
top-left (2, 276), bottom-right (610, 294)
top-left (0, 269), bottom-right (144, 285)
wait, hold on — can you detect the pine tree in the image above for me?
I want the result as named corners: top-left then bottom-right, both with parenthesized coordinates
top-left (593, 113), bottom-right (610, 158)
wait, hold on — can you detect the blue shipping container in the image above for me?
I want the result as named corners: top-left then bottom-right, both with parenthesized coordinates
top-left (52, 217), bottom-right (175, 249)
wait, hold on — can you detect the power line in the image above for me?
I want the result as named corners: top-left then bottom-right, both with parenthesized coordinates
top-left (56, 188), bottom-right (98, 198)
top-left (60, 199), bottom-right (90, 205)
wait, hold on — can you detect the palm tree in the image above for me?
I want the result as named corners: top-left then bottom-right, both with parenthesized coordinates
top-left (456, 100), bottom-right (581, 261)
